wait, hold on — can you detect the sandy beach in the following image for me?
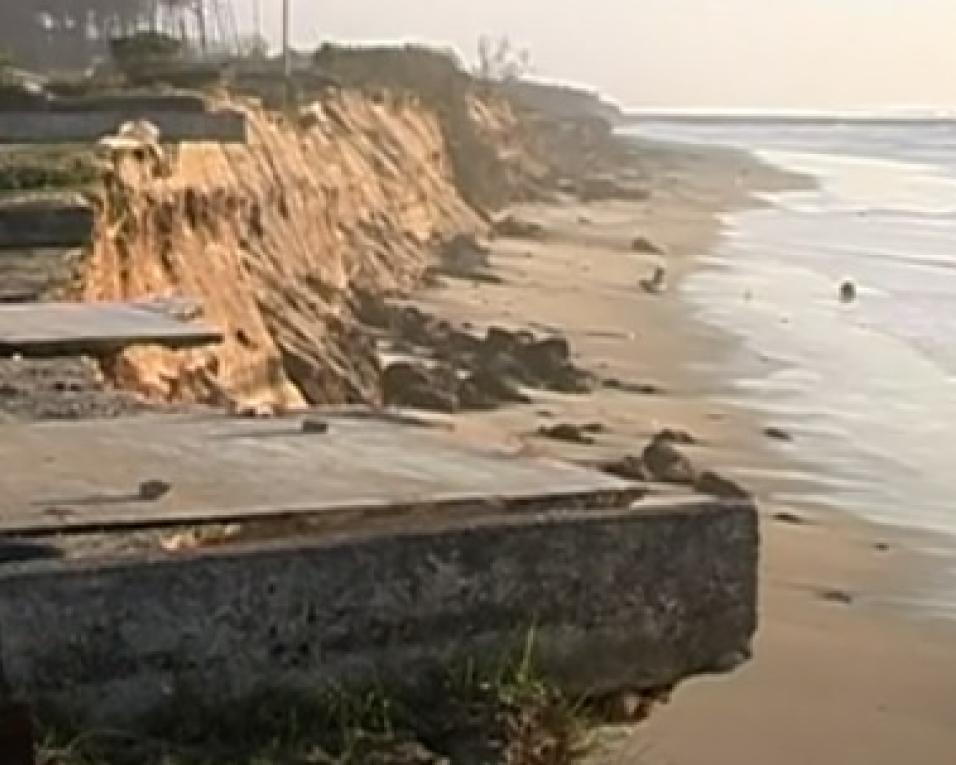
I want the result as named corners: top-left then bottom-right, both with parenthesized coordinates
top-left (410, 139), bottom-right (956, 764)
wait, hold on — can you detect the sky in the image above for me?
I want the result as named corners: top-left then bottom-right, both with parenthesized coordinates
top-left (235, 0), bottom-right (956, 110)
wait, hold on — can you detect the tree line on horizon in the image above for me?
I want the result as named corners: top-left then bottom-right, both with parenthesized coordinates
top-left (0, 1), bottom-right (194, 72)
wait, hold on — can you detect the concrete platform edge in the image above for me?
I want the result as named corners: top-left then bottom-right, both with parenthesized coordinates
top-left (0, 498), bottom-right (758, 727)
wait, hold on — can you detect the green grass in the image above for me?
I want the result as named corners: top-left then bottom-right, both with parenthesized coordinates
top-left (0, 149), bottom-right (101, 193)
top-left (37, 632), bottom-right (596, 765)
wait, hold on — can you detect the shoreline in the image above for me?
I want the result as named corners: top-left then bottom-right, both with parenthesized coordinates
top-left (410, 135), bottom-right (956, 763)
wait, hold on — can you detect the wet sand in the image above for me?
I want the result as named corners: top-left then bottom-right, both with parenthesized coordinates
top-left (414, 140), bottom-right (956, 764)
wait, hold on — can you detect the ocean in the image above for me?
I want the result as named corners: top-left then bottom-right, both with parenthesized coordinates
top-left (630, 120), bottom-right (956, 592)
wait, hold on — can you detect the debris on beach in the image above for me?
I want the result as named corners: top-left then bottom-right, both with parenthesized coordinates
top-left (642, 435), bottom-right (696, 484)
top-left (383, 361), bottom-right (460, 412)
top-left (366, 297), bottom-right (595, 413)
top-left (694, 471), bottom-right (751, 499)
top-left (840, 280), bottom-right (857, 302)
top-left (601, 454), bottom-right (648, 481)
top-left (630, 235), bottom-right (664, 254)
top-left (655, 427), bottom-right (697, 445)
top-left (491, 214), bottom-right (546, 239)
top-left (603, 378), bottom-right (662, 395)
top-left (602, 433), bottom-right (752, 499)
top-left (772, 511), bottom-right (811, 526)
top-left (763, 426), bottom-right (793, 442)
top-left (639, 266), bottom-right (667, 295)
top-left (537, 422), bottom-right (605, 445)
top-left (301, 417), bottom-right (331, 434)
top-left (817, 588), bottom-right (855, 606)
top-left (137, 479), bottom-right (172, 502)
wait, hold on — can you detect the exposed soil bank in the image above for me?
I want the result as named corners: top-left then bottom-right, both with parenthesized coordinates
top-left (80, 91), bottom-right (482, 409)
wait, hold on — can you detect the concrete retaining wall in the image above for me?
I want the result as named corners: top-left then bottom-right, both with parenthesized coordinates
top-left (0, 498), bottom-right (758, 728)
top-left (0, 109), bottom-right (246, 144)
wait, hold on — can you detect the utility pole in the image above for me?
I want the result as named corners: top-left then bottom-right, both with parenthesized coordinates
top-left (282, 0), bottom-right (291, 77)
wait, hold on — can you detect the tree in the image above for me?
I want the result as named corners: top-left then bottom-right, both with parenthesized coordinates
top-left (0, 0), bottom-right (155, 71)
top-left (475, 35), bottom-right (533, 82)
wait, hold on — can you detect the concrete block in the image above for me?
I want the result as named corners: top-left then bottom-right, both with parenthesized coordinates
top-left (0, 301), bottom-right (222, 357)
top-left (1, 413), bottom-right (633, 533)
top-left (0, 497), bottom-right (758, 728)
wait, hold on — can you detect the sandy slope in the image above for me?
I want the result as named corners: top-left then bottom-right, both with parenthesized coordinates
top-left (414, 140), bottom-right (956, 765)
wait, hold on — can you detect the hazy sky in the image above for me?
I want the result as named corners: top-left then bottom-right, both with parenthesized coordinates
top-left (237, 1), bottom-right (956, 109)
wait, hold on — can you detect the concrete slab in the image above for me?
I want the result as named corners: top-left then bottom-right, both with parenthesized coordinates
top-left (0, 495), bottom-right (758, 727)
top-left (0, 109), bottom-right (246, 144)
top-left (0, 301), bottom-right (222, 358)
top-left (1, 413), bottom-right (634, 535)
top-left (0, 199), bottom-right (93, 249)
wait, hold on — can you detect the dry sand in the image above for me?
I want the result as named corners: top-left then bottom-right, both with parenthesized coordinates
top-left (414, 140), bottom-right (956, 764)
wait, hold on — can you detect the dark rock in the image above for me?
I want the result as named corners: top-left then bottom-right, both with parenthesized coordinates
top-left (602, 454), bottom-right (647, 482)
top-left (655, 428), bottom-right (696, 445)
top-left (456, 380), bottom-right (498, 411)
top-left (642, 438), bottom-right (695, 484)
top-left (138, 479), bottom-right (172, 502)
top-left (367, 302), bottom-right (595, 412)
top-left (603, 378), bottom-right (662, 395)
top-left (301, 418), bottom-right (330, 434)
top-left (439, 233), bottom-right (491, 273)
top-left (389, 338), bottom-right (416, 355)
top-left (383, 362), bottom-right (432, 398)
top-left (818, 588), bottom-right (854, 606)
top-left (763, 426), bottom-right (793, 442)
top-left (382, 362), bottom-right (459, 413)
top-left (538, 423), bottom-right (596, 445)
top-left (483, 325), bottom-right (522, 355)
top-left (772, 511), bottom-right (810, 526)
top-left (397, 385), bottom-right (458, 413)
top-left (524, 336), bottom-right (571, 372)
top-left (840, 280), bottom-right (857, 303)
top-left (542, 364), bottom-right (596, 394)
top-left (353, 291), bottom-right (393, 329)
top-left (420, 268), bottom-right (445, 288)
top-left (873, 542), bottom-right (891, 553)
top-left (630, 236), bottom-right (663, 254)
top-left (706, 648), bottom-right (752, 674)
top-left (640, 266), bottom-right (667, 294)
top-left (695, 471), bottom-right (751, 499)
top-left (460, 369), bottom-right (531, 407)
top-left (491, 215), bottom-right (545, 239)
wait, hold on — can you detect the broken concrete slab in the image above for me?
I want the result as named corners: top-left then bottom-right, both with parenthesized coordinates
top-left (0, 413), bottom-right (758, 728)
top-left (1, 413), bottom-right (635, 534)
top-left (0, 301), bottom-right (222, 358)
top-left (0, 198), bottom-right (94, 249)
top-left (0, 495), bottom-right (758, 728)
top-left (0, 109), bottom-right (246, 144)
